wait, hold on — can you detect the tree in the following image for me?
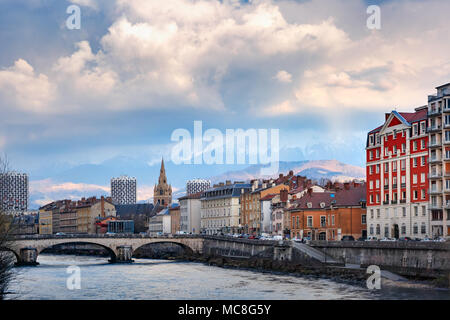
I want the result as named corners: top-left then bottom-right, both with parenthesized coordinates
top-left (0, 154), bottom-right (15, 300)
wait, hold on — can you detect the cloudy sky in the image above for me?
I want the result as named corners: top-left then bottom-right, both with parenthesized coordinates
top-left (1, 0), bottom-right (449, 207)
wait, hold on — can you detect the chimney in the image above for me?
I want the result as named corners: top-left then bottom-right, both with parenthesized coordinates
top-left (353, 181), bottom-right (360, 188)
top-left (385, 113), bottom-right (390, 121)
top-left (307, 187), bottom-right (312, 195)
top-left (280, 189), bottom-right (288, 202)
top-left (262, 182), bottom-right (267, 189)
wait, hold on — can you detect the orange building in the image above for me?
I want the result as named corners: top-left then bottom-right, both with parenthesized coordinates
top-left (169, 204), bottom-right (181, 234)
top-left (289, 183), bottom-right (367, 240)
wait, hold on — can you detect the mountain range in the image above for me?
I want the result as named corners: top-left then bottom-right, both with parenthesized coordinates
top-left (28, 158), bottom-right (365, 209)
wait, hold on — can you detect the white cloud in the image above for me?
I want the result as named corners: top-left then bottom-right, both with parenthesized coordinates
top-left (274, 70), bottom-right (292, 83)
top-left (0, 59), bottom-right (56, 113)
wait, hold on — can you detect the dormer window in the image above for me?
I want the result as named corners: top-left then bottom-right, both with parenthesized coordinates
top-left (413, 123), bottom-right (418, 136)
top-left (307, 202), bottom-right (312, 208)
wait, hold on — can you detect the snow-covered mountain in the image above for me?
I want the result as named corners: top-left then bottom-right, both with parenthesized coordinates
top-left (28, 159), bottom-right (365, 209)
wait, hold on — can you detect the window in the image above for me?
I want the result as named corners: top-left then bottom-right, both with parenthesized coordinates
top-left (413, 158), bottom-right (418, 167)
top-left (422, 206), bottom-right (426, 216)
top-left (421, 223), bottom-right (426, 234)
top-left (413, 174), bottom-right (417, 184)
top-left (384, 163), bottom-right (389, 173)
top-left (413, 124), bottom-right (418, 136)
top-left (393, 161), bottom-right (397, 172)
top-left (401, 159), bottom-right (406, 170)
top-left (320, 216), bottom-right (326, 227)
top-left (376, 164), bottom-right (380, 173)
top-left (369, 151), bottom-right (373, 160)
top-left (402, 143), bottom-right (406, 153)
top-left (421, 173), bottom-right (426, 183)
top-left (385, 147), bottom-right (389, 156)
top-left (413, 190), bottom-right (418, 200)
top-left (376, 180), bottom-right (380, 189)
top-left (413, 141), bottom-right (418, 151)
top-left (421, 139), bottom-right (426, 149)
top-left (376, 149), bottom-right (380, 158)
top-left (331, 215), bottom-right (335, 226)
top-left (370, 224), bottom-right (374, 235)
top-left (361, 215), bottom-right (366, 224)
top-left (376, 209), bottom-right (380, 218)
top-left (307, 216), bottom-right (313, 227)
top-left (420, 122), bottom-right (426, 134)
top-left (376, 224), bottom-right (380, 235)
top-left (369, 166), bottom-right (373, 174)
top-left (370, 194), bottom-right (373, 203)
top-left (413, 223), bottom-right (418, 234)
top-left (421, 189), bottom-right (426, 199)
top-left (385, 208), bottom-right (389, 218)
top-left (370, 135), bottom-right (374, 145)
top-left (369, 181), bottom-right (373, 190)
top-left (384, 225), bottom-right (389, 237)
top-left (414, 207), bottom-right (418, 217)
top-left (421, 156), bottom-right (426, 166)
top-left (401, 224), bottom-right (406, 235)
top-left (402, 207), bottom-right (406, 217)
top-left (370, 209), bottom-right (374, 219)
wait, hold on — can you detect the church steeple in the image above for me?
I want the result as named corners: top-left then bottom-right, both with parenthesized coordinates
top-left (153, 157), bottom-right (172, 206)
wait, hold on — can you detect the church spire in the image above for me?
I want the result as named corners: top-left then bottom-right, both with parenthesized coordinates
top-left (154, 157), bottom-right (172, 206)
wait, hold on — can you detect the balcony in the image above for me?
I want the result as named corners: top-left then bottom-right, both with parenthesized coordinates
top-left (429, 157), bottom-right (442, 164)
top-left (429, 188), bottom-right (442, 195)
top-left (444, 106), bottom-right (450, 113)
top-left (383, 201), bottom-right (389, 205)
top-left (391, 200), bottom-right (398, 204)
top-left (428, 108), bottom-right (442, 116)
top-left (443, 140), bottom-right (450, 145)
top-left (401, 183), bottom-right (406, 189)
top-left (429, 203), bottom-right (443, 210)
top-left (384, 185), bottom-right (389, 190)
top-left (444, 187), bottom-right (450, 193)
top-left (400, 199), bottom-right (407, 204)
top-left (429, 141), bottom-right (442, 148)
top-left (427, 125), bottom-right (442, 133)
top-left (429, 171), bottom-right (442, 179)
top-left (444, 123), bottom-right (450, 129)
top-left (392, 184), bottom-right (398, 189)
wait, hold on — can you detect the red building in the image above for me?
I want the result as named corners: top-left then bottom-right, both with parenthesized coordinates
top-left (366, 107), bottom-right (430, 239)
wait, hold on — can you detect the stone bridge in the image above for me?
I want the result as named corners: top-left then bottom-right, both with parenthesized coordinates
top-left (4, 234), bottom-right (205, 265)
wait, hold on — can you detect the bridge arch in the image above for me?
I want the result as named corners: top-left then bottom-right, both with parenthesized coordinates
top-left (133, 240), bottom-right (194, 258)
top-left (38, 241), bottom-right (118, 263)
top-left (0, 246), bottom-right (20, 264)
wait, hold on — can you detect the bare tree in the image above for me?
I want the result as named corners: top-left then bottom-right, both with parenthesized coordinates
top-left (0, 153), bottom-right (15, 300)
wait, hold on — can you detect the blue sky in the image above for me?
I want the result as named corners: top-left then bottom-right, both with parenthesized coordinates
top-left (0, 0), bottom-right (449, 206)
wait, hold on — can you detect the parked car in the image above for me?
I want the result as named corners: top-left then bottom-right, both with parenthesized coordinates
top-left (433, 237), bottom-right (446, 242)
top-left (248, 235), bottom-right (256, 240)
top-left (365, 236), bottom-right (378, 241)
top-left (176, 231), bottom-right (187, 235)
top-left (272, 235), bottom-right (283, 241)
top-left (105, 232), bottom-right (115, 235)
top-left (156, 232), bottom-right (164, 237)
top-left (379, 237), bottom-right (396, 242)
top-left (292, 237), bottom-right (302, 242)
top-left (357, 237), bottom-right (367, 241)
top-left (398, 237), bottom-right (412, 241)
top-left (341, 235), bottom-right (355, 241)
top-left (421, 237), bottom-right (433, 242)
top-left (55, 232), bottom-right (66, 236)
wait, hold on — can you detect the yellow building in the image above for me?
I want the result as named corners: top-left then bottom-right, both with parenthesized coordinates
top-left (240, 180), bottom-right (289, 235)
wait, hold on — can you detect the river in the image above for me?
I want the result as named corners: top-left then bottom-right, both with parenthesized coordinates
top-left (6, 254), bottom-right (449, 300)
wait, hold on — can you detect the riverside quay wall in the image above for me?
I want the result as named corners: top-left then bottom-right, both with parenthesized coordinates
top-left (310, 241), bottom-right (450, 278)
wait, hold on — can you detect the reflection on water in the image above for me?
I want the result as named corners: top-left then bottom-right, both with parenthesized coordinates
top-left (6, 254), bottom-right (450, 300)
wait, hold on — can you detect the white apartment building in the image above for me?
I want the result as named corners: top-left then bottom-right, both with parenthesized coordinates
top-left (200, 182), bottom-right (251, 235)
top-left (111, 176), bottom-right (137, 205)
top-left (178, 192), bottom-right (202, 234)
top-left (0, 171), bottom-right (29, 213)
top-left (427, 83), bottom-right (450, 238)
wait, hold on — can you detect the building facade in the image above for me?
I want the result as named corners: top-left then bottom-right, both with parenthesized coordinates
top-left (201, 182), bottom-right (252, 235)
top-left (240, 180), bottom-right (289, 235)
top-left (148, 208), bottom-right (171, 236)
top-left (178, 192), bottom-right (202, 234)
top-left (111, 176), bottom-right (137, 205)
top-left (0, 172), bottom-right (28, 213)
top-left (427, 83), bottom-right (450, 238)
top-left (153, 158), bottom-right (172, 206)
top-left (169, 204), bottom-right (181, 234)
top-left (366, 108), bottom-right (430, 239)
top-left (289, 183), bottom-right (367, 240)
top-left (186, 179), bottom-right (211, 196)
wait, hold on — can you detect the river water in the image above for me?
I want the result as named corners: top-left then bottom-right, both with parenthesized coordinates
top-left (6, 254), bottom-right (449, 300)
